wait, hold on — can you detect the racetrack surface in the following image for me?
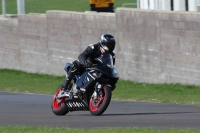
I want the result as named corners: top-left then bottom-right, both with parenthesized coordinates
top-left (1, 91), bottom-right (200, 129)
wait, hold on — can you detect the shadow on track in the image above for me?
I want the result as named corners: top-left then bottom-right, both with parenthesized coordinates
top-left (71, 111), bottom-right (200, 116)
top-left (101, 111), bottom-right (200, 116)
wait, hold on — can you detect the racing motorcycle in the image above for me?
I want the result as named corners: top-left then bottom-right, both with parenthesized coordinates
top-left (51, 52), bottom-right (119, 116)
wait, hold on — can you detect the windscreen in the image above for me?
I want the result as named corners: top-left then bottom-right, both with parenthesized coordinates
top-left (96, 52), bottom-right (114, 68)
top-left (95, 52), bottom-right (118, 78)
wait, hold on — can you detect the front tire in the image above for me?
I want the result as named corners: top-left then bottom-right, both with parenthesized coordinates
top-left (89, 86), bottom-right (112, 116)
top-left (51, 85), bottom-right (69, 116)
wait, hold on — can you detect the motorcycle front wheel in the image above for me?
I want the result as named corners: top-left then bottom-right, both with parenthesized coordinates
top-left (89, 86), bottom-right (112, 116)
top-left (51, 85), bottom-right (69, 116)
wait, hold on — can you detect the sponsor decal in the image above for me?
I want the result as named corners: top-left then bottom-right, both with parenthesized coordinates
top-left (90, 0), bottom-right (114, 4)
top-left (80, 88), bottom-right (86, 92)
top-left (98, 84), bottom-right (102, 88)
top-left (67, 102), bottom-right (85, 108)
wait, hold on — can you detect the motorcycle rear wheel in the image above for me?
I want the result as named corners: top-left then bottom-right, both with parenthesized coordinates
top-left (51, 85), bottom-right (69, 116)
top-left (89, 86), bottom-right (112, 116)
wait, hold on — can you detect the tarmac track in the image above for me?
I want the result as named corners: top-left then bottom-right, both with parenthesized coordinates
top-left (0, 91), bottom-right (200, 129)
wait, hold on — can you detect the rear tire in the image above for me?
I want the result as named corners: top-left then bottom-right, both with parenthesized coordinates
top-left (89, 86), bottom-right (112, 116)
top-left (51, 85), bottom-right (69, 116)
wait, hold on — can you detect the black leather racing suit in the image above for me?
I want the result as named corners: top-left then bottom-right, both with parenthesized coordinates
top-left (78, 42), bottom-right (116, 66)
top-left (63, 42), bottom-right (116, 91)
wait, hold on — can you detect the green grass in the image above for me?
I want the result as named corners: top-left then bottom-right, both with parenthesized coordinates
top-left (0, 126), bottom-right (200, 133)
top-left (0, 69), bottom-right (63, 94)
top-left (1, 69), bottom-right (200, 105)
top-left (0, 0), bottom-right (137, 14)
top-left (115, 80), bottom-right (200, 104)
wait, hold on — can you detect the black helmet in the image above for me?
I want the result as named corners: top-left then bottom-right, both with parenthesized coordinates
top-left (100, 34), bottom-right (116, 52)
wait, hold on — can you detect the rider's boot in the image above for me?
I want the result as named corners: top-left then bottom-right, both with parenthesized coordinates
top-left (62, 77), bottom-right (71, 92)
top-left (62, 64), bottom-right (78, 92)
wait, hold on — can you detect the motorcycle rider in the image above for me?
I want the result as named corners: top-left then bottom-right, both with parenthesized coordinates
top-left (62, 34), bottom-right (116, 92)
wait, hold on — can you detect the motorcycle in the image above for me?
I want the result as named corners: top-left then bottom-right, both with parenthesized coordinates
top-left (51, 52), bottom-right (119, 116)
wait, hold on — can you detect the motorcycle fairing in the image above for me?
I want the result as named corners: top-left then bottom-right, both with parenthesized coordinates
top-left (76, 70), bottom-right (98, 93)
top-left (64, 63), bottom-right (72, 73)
top-left (65, 95), bottom-right (89, 111)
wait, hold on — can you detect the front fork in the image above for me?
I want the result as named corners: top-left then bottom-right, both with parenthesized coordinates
top-left (93, 82), bottom-right (103, 100)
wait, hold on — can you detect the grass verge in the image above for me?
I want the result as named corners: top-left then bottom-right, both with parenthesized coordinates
top-left (0, 69), bottom-right (200, 105)
top-left (0, 0), bottom-right (137, 14)
top-left (0, 126), bottom-right (200, 133)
